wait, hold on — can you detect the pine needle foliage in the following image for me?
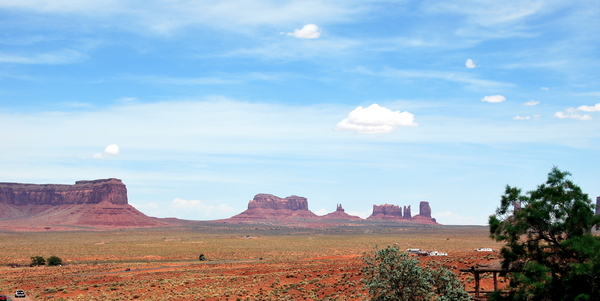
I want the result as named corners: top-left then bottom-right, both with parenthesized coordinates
top-left (489, 167), bottom-right (600, 301)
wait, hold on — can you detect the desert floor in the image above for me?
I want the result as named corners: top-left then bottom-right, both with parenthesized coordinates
top-left (0, 223), bottom-right (506, 300)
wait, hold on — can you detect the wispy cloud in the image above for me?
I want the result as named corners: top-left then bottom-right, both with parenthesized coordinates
top-left (481, 95), bottom-right (506, 103)
top-left (0, 1), bottom-right (367, 35)
top-left (356, 67), bottom-right (513, 89)
top-left (513, 115), bottom-right (531, 120)
top-left (132, 198), bottom-right (237, 220)
top-left (0, 49), bottom-right (87, 65)
top-left (524, 100), bottom-right (539, 106)
top-left (120, 73), bottom-right (280, 85)
top-left (554, 108), bottom-right (592, 120)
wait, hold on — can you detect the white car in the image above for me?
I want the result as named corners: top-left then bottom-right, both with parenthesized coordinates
top-left (14, 290), bottom-right (26, 298)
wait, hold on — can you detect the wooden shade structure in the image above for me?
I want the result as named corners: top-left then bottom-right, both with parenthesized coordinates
top-left (460, 260), bottom-right (506, 299)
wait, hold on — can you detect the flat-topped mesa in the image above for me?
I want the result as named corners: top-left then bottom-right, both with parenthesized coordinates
top-left (228, 194), bottom-right (318, 221)
top-left (247, 194), bottom-right (309, 211)
top-left (368, 202), bottom-right (438, 224)
top-left (596, 197), bottom-right (600, 215)
top-left (0, 178), bottom-right (128, 205)
top-left (368, 204), bottom-right (403, 220)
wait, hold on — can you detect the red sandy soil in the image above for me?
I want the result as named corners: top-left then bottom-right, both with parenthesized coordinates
top-left (1, 252), bottom-right (506, 300)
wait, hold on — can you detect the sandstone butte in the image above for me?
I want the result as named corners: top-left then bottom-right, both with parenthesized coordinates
top-left (225, 193), bottom-right (438, 225)
top-left (0, 178), bottom-right (169, 230)
top-left (366, 202), bottom-right (438, 225)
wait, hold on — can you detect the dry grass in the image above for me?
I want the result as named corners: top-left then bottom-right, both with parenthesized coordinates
top-left (0, 224), bottom-right (503, 300)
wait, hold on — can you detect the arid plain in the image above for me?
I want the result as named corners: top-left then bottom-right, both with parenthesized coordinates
top-left (0, 224), bottom-right (506, 300)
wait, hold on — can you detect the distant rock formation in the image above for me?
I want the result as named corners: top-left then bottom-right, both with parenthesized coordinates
top-left (411, 201), bottom-right (437, 224)
top-left (228, 194), bottom-right (318, 221)
top-left (0, 179), bottom-right (168, 229)
top-left (596, 197), bottom-right (600, 215)
top-left (0, 178), bottom-right (127, 206)
top-left (419, 201), bottom-right (431, 218)
top-left (368, 204), bottom-right (404, 220)
top-left (403, 205), bottom-right (412, 219)
top-left (368, 202), bottom-right (438, 224)
top-left (321, 204), bottom-right (361, 220)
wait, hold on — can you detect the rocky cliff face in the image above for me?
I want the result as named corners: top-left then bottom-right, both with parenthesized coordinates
top-left (228, 194), bottom-right (318, 221)
top-left (0, 178), bottom-right (127, 206)
top-left (0, 179), bottom-right (168, 230)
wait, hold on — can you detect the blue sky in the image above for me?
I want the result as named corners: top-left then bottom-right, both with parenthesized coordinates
top-left (1, 1), bottom-right (599, 225)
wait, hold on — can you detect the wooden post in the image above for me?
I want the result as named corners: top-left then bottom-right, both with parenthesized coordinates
top-left (493, 272), bottom-right (498, 291)
top-left (474, 271), bottom-right (480, 298)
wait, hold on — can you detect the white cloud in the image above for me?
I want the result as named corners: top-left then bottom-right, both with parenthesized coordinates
top-left (513, 115), bottom-right (531, 120)
top-left (481, 95), bottom-right (506, 103)
top-left (577, 103), bottom-right (600, 112)
top-left (314, 208), bottom-right (329, 216)
top-left (465, 59), bottom-right (477, 68)
top-left (335, 104), bottom-right (417, 134)
top-left (540, 87), bottom-right (549, 90)
top-left (524, 100), bottom-right (539, 106)
top-left (103, 144), bottom-right (120, 156)
top-left (286, 24), bottom-right (321, 39)
top-left (169, 198), bottom-right (237, 219)
top-left (347, 210), bottom-right (371, 219)
top-left (90, 144), bottom-right (120, 159)
top-left (432, 211), bottom-right (487, 225)
top-left (554, 108), bottom-right (593, 120)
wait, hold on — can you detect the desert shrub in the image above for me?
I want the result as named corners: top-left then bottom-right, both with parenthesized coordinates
top-left (199, 254), bottom-right (207, 261)
top-left (30, 255), bottom-right (46, 266)
top-left (47, 255), bottom-right (63, 266)
top-left (362, 246), bottom-right (469, 301)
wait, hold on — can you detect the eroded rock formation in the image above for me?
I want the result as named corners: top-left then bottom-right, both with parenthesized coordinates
top-left (403, 205), bottom-right (412, 219)
top-left (369, 204), bottom-right (403, 219)
top-left (321, 204), bottom-right (361, 220)
top-left (368, 202), bottom-right (437, 224)
top-left (0, 178), bottom-right (168, 229)
top-left (228, 194), bottom-right (318, 220)
top-left (419, 201), bottom-right (431, 218)
top-left (247, 194), bottom-right (309, 211)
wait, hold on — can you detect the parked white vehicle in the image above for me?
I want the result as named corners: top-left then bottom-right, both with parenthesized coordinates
top-left (474, 248), bottom-right (496, 252)
top-left (427, 251), bottom-right (447, 256)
